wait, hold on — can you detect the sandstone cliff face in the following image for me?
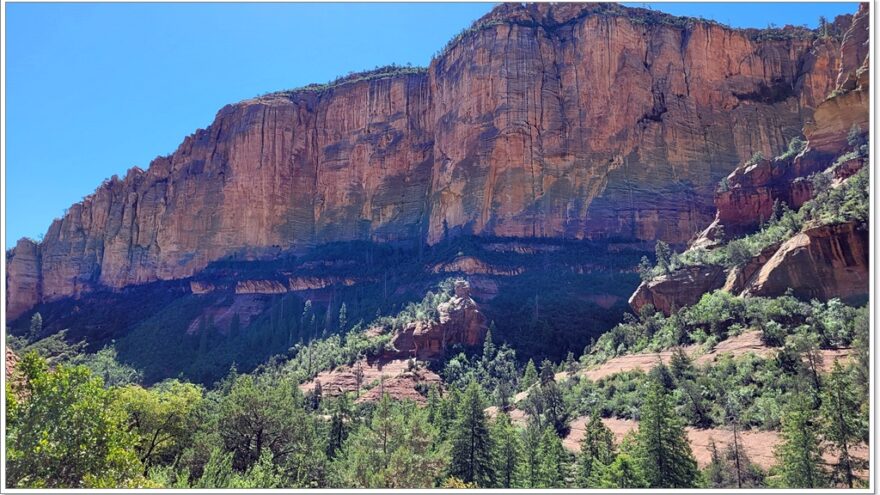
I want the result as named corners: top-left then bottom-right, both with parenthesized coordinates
top-left (7, 3), bottom-right (851, 320)
top-left (742, 221), bottom-right (869, 302)
top-left (704, 2), bottom-right (869, 240)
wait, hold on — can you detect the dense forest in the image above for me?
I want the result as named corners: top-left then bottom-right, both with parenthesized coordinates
top-left (6, 283), bottom-right (869, 488)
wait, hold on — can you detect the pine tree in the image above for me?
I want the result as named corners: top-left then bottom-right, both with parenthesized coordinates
top-left (536, 425), bottom-right (569, 488)
top-left (577, 412), bottom-right (615, 485)
top-left (326, 395), bottom-right (352, 459)
top-left (705, 439), bottom-right (725, 487)
top-left (654, 241), bottom-right (673, 273)
top-left (636, 375), bottom-right (699, 488)
top-left (483, 324), bottom-right (496, 360)
top-left (539, 359), bottom-right (555, 385)
top-left (820, 362), bottom-right (863, 488)
top-left (491, 412), bottom-right (523, 488)
top-left (593, 453), bottom-right (645, 488)
top-left (775, 395), bottom-right (826, 488)
top-left (521, 359), bottom-right (539, 391)
top-left (28, 312), bottom-right (43, 340)
top-left (449, 382), bottom-right (496, 487)
top-left (337, 303), bottom-right (348, 332)
top-left (521, 421), bottom-right (542, 488)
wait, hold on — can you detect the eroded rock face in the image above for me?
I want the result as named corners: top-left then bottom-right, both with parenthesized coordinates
top-left (692, 3), bottom-right (869, 243)
top-left (742, 221), bottom-right (869, 302)
top-left (6, 239), bottom-right (41, 321)
top-left (6, 3), bottom-right (852, 319)
top-left (628, 264), bottom-right (727, 315)
top-left (388, 281), bottom-right (487, 359)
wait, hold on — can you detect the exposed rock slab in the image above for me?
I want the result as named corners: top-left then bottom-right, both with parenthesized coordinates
top-left (742, 221), bottom-right (869, 303)
top-left (629, 264), bottom-right (727, 315)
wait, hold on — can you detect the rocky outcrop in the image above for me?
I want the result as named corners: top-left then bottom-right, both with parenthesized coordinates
top-left (694, 3), bottom-right (869, 243)
top-left (7, 3), bottom-right (851, 319)
top-left (234, 280), bottom-right (288, 294)
top-left (6, 348), bottom-right (19, 379)
top-left (6, 239), bottom-right (41, 321)
top-left (299, 358), bottom-right (441, 405)
top-left (629, 265), bottom-right (727, 315)
top-left (742, 221), bottom-right (869, 302)
top-left (388, 281), bottom-right (487, 359)
top-left (721, 242), bottom-right (782, 294)
top-left (430, 256), bottom-right (524, 276)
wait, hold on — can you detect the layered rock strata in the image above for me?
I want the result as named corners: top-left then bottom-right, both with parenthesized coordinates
top-left (7, 3), bottom-right (856, 320)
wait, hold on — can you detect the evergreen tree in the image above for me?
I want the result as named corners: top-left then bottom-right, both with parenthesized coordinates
top-left (521, 421), bottom-right (542, 488)
top-left (577, 412), bottom-right (615, 485)
top-left (536, 425), bottom-right (569, 488)
top-left (704, 439), bottom-right (725, 487)
top-left (449, 382), bottom-right (496, 487)
top-left (635, 375), bottom-right (699, 488)
top-left (521, 359), bottom-right (539, 391)
top-left (490, 412), bottom-right (523, 488)
top-left (28, 312), bottom-right (43, 340)
top-left (820, 362), bottom-right (863, 488)
top-left (337, 303), bottom-right (348, 332)
top-left (327, 395), bottom-right (352, 459)
top-left (539, 359), bottom-right (555, 385)
top-left (654, 241), bottom-right (673, 273)
top-left (482, 325), bottom-right (496, 360)
top-left (775, 395), bottom-right (826, 488)
top-left (593, 453), bottom-right (645, 488)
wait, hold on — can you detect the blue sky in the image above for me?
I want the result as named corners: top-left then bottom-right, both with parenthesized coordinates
top-left (5, 2), bottom-right (861, 248)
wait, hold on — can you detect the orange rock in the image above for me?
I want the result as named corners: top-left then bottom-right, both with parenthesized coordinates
top-left (742, 221), bottom-right (869, 302)
top-left (6, 3), bottom-right (854, 319)
top-left (629, 265), bottom-right (727, 316)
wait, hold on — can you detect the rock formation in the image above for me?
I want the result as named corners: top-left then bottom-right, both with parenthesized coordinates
top-left (741, 221), bottom-right (869, 303)
top-left (6, 3), bottom-right (857, 320)
top-left (628, 265), bottom-right (727, 316)
top-left (629, 3), bottom-right (869, 316)
top-left (387, 281), bottom-right (487, 360)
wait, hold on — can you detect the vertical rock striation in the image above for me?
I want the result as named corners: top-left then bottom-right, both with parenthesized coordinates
top-left (6, 3), bottom-right (860, 320)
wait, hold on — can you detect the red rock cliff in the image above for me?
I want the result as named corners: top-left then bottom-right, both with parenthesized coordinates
top-left (6, 3), bottom-right (852, 320)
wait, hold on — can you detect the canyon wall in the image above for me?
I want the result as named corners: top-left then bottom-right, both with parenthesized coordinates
top-left (6, 3), bottom-right (856, 320)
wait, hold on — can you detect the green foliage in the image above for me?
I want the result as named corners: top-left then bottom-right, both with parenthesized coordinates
top-left (577, 412), bottom-right (615, 484)
top-left (6, 352), bottom-right (143, 488)
top-left (71, 346), bottom-right (143, 387)
top-left (330, 394), bottom-right (446, 488)
top-left (116, 380), bottom-right (203, 474)
top-left (521, 359), bottom-right (539, 391)
top-left (587, 291), bottom-right (864, 367)
top-left (635, 375), bottom-right (699, 488)
top-left (523, 376), bottom-right (571, 437)
top-left (491, 412), bottom-right (525, 488)
top-left (536, 425), bottom-right (570, 488)
top-left (776, 136), bottom-right (806, 161)
top-left (591, 452), bottom-right (646, 488)
top-left (217, 372), bottom-right (325, 484)
top-left (820, 361), bottom-right (867, 488)
top-left (449, 382), bottom-right (496, 487)
top-left (774, 395), bottom-right (827, 488)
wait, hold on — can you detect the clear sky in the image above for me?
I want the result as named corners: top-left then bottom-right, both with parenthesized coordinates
top-left (5, 2), bottom-right (861, 248)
